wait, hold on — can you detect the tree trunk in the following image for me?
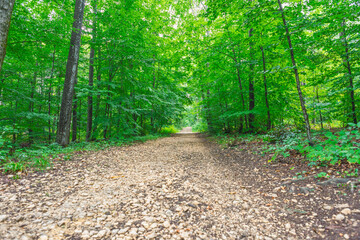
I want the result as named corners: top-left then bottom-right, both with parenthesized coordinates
top-left (341, 21), bottom-right (357, 124)
top-left (316, 87), bottom-right (323, 129)
top-left (260, 46), bottom-right (271, 130)
top-left (72, 81), bottom-right (78, 142)
top-left (248, 28), bottom-right (255, 132)
top-left (92, 47), bottom-right (101, 139)
top-left (224, 19), bottom-right (246, 131)
top-left (49, 46), bottom-right (56, 143)
top-left (86, 1), bottom-right (97, 142)
top-left (278, 0), bottom-right (313, 145)
top-left (206, 89), bottom-right (214, 132)
top-left (56, 0), bottom-right (85, 146)
top-left (0, 0), bottom-right (15, 73)
top-left (29, 61), bottom-right (38, 143)
top-left (150, 55), bottom-right (156, 130)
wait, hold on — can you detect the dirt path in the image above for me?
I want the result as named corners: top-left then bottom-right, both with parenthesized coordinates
top-left (0, 133), bottom-right (358, 239)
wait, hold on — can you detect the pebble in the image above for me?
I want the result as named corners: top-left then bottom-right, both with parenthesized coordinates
top-left (163, 221), bottom-right (170, 228)
top-left (285, 223), bottom-right (291, 230)
top-left (129, 228), bottom-right (138, 236)
top-left (118, 228), bottom-right (129, 234)
top-left (341, 208), bottom-right (351, 215)
top-left (335, 214), bottom-right (345, 221)
top-left (39, 235), bottom-right (48, 240)
top-left (323, 205), bottom-right (332, 210)
top-left (97, 230), bottom-right (106, 238)
top-left (0, 215), bottom-right (8, 222)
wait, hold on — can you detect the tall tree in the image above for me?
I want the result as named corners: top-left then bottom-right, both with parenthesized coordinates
top-left (0, 0), bottom-right (15, 72)
top-left (86, 0), bottom-right (97, 141)
top-left (56, 0), bottom-right (86, 146)
top-left (277, 0), bottom-right (313, 145)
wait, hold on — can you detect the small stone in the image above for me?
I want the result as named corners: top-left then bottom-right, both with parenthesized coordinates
top-left (0, 215), bottom-right (8, 222)
top-left (39, 235), bottom-right (48, 240)
top-left (111, 229), bottom-right (119, 235)
top-left (81, 230), bottom-right (90, 238)
top-left (147, 232), bottom-right (157, 239)
top-left (129, 228), bottom-right (138, 236)
top-left (144, 217), bottom-right (154, 223)
top-left (285, 223), bottom-right (291, 230)
top-left (335, 204), bottom-right (349, 209)
top-left (344, 234), bottom-right (349, 239)
top-left (97, 230), bottom-right (107, 238)
top-left (180, 231), bottom-right (189, 238)
top-left (163, 221), bottom-right (170, 228)
top-left (165, 210), bottom-right (173, 216)
top-left (118, 228), bottom-right (129, 234)
top-left (74, 229), bottom-right (82, 234)
top-left (142, 221), bottom-right (149, 229)
top-left (341, 208), bottom-right (351, 215)
top-left (323, 205), bottom-right (333, 210)
top-left (242, 203), bottom-right (249, 210)
top-left (335, 214), bottom-right (345, 221)
top-left (150, 223), bottom-right (158, 229)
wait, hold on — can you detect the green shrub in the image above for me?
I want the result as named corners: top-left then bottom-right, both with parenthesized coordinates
top-left (160, 126), bottom-right (178, 134)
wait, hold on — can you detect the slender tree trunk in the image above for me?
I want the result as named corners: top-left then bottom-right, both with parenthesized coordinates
top-left (103, 61), bottom-right (113, 139)
top-left (278, 0), bottom-right (313, 145)
top-left (233, 49), bottom-right (246, 132)
top-left (151, 55), bottom-right (156, 130)
top-left (260, 46), bottom-right (271, 130)
top-left (224, 19), bottom-right (246, 131)
top-left (86, 0), bottom-right (97, 141)
top-left (0, 0), bottom-right (15, 73)
top-left (316, 87), bottom-right (323, 129)
top-left (29, 61), bottom-right (38, 143)
top-left (92, 47), bottom-right (101, 139)
top-left (206, 89), bottom-right (214, 132)
top-left (56, 0), bottom-right (85, 146)
top-left (48, 46), bottom-right (56, 143)
top-left (248, 28), bottom-right (255, 132)
top-left (341, 21), bottom-right (357, 124)
top-left (72, 81), bottom-right (78, 142)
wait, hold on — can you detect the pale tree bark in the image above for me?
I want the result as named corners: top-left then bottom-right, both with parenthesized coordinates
top-left (56, 0), bottom-right (85, 146)
top-left (86, 0), bottom-right (97, 142)
top-left (0, 0), bottom-right (15, 73)
top-left (278, 0), bottom-right (313, 145)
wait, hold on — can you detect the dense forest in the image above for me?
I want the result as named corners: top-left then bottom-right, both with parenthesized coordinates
top-left (0, 0), bottom-right (360, 171)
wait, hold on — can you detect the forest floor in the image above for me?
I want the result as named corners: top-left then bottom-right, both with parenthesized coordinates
top-left (0, 131), bottom-right (359, 240)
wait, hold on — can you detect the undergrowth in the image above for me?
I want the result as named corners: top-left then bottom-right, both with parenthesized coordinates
top-left (212, 123), bottom-right (360, 177)
top-left (0, 133), bottom-right (171, 175)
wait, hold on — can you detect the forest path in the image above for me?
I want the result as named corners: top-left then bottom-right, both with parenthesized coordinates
top-left (0, 133), bottom-right (353, 239)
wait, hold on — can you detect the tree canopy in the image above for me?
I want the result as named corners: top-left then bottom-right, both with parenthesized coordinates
top-left (0, 0), bottom-right (359, 152)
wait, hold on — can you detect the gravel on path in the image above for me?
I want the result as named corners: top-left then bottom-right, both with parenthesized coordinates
top-left (0, 133), bottom-right (357, 239)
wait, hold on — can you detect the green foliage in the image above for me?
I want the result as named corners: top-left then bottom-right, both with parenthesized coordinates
top-left (315, 172), bottom-right (328, 179)
top-left (159, 126), bottom-right (178, 134)
top-left (262, 124), bottom-right (360, 166)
